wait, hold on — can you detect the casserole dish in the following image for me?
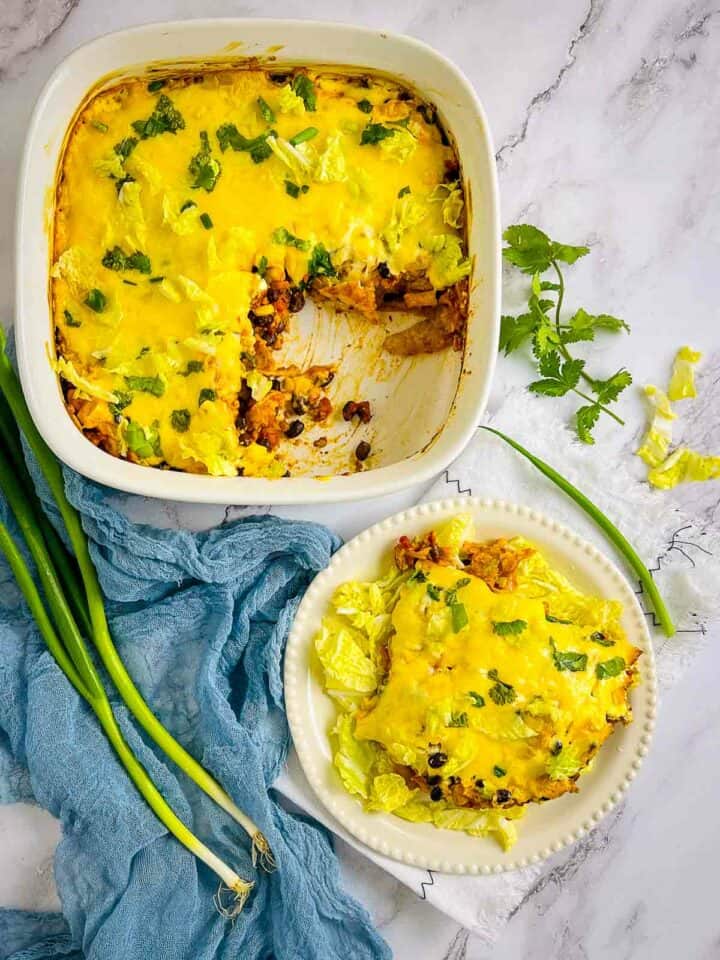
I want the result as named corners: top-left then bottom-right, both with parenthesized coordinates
top-left (17, 19), bottom-right (500, 504)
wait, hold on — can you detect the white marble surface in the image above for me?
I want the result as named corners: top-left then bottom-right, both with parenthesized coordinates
top-left (1, 1), bottom-right (719, 958)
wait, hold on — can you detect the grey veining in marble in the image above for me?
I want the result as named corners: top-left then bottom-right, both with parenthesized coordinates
top-left (0, 1), bottom-right (719, 959)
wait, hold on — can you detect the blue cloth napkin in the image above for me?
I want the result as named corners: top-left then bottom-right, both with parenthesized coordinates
top-left (0, 463), bottom-right (391, 960)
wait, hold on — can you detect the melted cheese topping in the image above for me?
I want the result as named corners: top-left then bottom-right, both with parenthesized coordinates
top-left (52, 68), bottom-right (463, 476)
top-left (354, 562), bottom-right (640, 803)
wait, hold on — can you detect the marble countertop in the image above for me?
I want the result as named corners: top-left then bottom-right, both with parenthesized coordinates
top-left (1, 1), bottom-right (719, 958)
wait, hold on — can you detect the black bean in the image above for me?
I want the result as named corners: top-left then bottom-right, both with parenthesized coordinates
top-left (550, 741), bottom-right (563, 756)
top-left (285, 419), bottom-right (305, 439)
top-left (474, 778), bottom-right (484, 789)
top-left (355, 441), bottom-right (371, 462)
top-left (495, 789), bottom-right (511, 804)
top-left (428, 751), bottom-right (448, 769)
top-left (426, 775), bottom-right (441, 786)
top-left (430, 786), bottom-right (443, 802)
top-left (288, 287), bottom-right (305, 313)
top-left (377, 261), bottom-right (391, 279)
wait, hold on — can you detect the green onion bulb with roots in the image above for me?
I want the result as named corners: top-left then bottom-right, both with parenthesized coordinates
top-left (0, 328), bottom-right (273, 873)
top-left (0, 521), bottom-right (253, 915)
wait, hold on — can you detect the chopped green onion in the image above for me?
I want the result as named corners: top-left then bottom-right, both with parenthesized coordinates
top-left (147, 78), bottom-right (166, 92)
top-left (91, 120), bottom-right (109, 133)
top-left (180, 200), bottom-right (196, 212)
top-left (479, 426), bottom-right (675, 637)
top-left (84, 288), bottom-right (106, 313)
top-left (285, 180), bottom-right (301, 198)
top-left (493, 765), bottom-right (507, 778)
top-left (257, 96), bottom-right (276, 122)
top-left (149, 275), bottom-right (164, 284)
top-left (451, 602), bottom-right (468, 632)
top-left (63, 309), bottom-right (81, 327)
top-left (398, 185), bottom-right (411, 198)
top-left (200, 212), bottom-right (213, 229)
top-left (357, 99), bottom-right (373, 114)
top-left (289, 126), bottom-right (318, 146)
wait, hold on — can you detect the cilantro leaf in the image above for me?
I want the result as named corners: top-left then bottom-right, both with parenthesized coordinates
top-left (590, 631), bottom-right (615, 647)
top-left (550, 638), bottom-right (587, 673)
top-left (216, 124), bottom-right (272, 162)
top-left (447, 712), bottom-right (469, 728)
top-left (102, 246), bottom-right (152, 275)
top-left (499, 313), bottom-right (536, 355)
top-left (179, 360), bottom-right (204, 377)
top-left (595, 656), bottom-right (626, 679)
top-left (502, 224), bottom-right (554, 273)
top-left (198, 388), bottom-right (216, 405)
top-left (170, 409), bottom-right (191, 433)
top-left (360, 123), bottom-right (396, 145)
top-left (189, 130), bottom-right (221, 192)
top-left (257, 96), bottom-right (275, 122)
top-left (132, 94), bottom-right (184, 139)
top-left (550, 241), bottom-right (590, 265)
top-left (307, 243), bottom-right (336, 281)
top-left (124, 375), bottom-right (165, 397)
top-left (492, 619), bottom-right (527, 636)
top-left (487, 669), bottom-right (516, 705)
top-left (530, 357), bottom-right (584, 397)
top-left (576, 404), bottom-right (601, 444)
top-left (592, 369), bottom-right (632, 405)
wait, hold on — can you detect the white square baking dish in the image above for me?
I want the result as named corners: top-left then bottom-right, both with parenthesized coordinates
top-left (16, 19), bottom-right (499, 504)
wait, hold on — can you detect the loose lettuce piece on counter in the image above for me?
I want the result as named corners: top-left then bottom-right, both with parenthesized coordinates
top-left (667, 345), bottom-right (702, 401)
top-left (647, 448), bottom-right (720, 490)
top-left (635, 384), bottom-right (675, 468)
top-left (423, 234), bottom-right (471, 289)
top-left (314, 623), bottom-right (378, 694)
top-left (366, 773), bottom-right (414, 812)
top-left (332, 714), bottom-right (378, 798)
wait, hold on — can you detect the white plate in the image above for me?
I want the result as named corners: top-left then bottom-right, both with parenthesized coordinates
top-left (16, 19), bottom-right (500, 504)
top-left (285, 497), bottom-right (657, 874)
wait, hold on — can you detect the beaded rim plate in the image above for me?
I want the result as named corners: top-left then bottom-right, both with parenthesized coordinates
top-left (285, 497), bottom-right (656, 874)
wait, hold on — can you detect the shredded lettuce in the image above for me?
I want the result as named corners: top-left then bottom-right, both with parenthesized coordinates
top-left (267, 135), bottom-right (315, 183)
top-left (314, 623), bottom-right (377, 694)
top-left (162, 194), bottom-right (200, 236)
top-left (379, 126), bottom-right (417, 162)
top-left (94, 151), bottom-right (125, 179)
top-left (366, 773), bottom-right (414, 812)
top-left (332, 714), bottom-right (377, 798)
top-left (117, 180), bottom-right (146, 248)
top-left (471, 711), bottom-right (538, 741)
top-left (382, 195), bottom-right (427, 252)
top-left (277, 84), bottom-right (306, 115)
top-left (668, 345), bottom-right (702, 401)
top-left (546, 745), bottom-right (584, 781)
top-left (434, 513), bottom-right (474, 561)
top-left (431, 182), bottom-right (464, 228)
top-left (245, 370), bottom-right (273, 402)
top-left (176, 276), bottom-right (218, 329)
top-left (314, 132), bottom-right (348, 183)
top-left (647, 448), bottom-right (720, 490)
top-left (52, 357), bottom-right (118, 403)
top-left (636, 385), bottom-right (675, 467)
top-left (422, 234), bottom-right (471, 289)
top-left (51, 246), bottom-right (97, 299)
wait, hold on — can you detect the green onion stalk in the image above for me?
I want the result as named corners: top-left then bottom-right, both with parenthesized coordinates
top-left (479, 426), bottom-right (675, 637)
top-left (0, 519), bottom-right (253, 914)
top-left (0, 330), bottom-right (273, 871)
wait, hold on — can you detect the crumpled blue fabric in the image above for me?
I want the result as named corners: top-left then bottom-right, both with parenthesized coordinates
top-left (0, 461), bottom-right (391, 960)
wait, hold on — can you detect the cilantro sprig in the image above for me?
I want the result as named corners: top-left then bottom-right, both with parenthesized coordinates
top-left (500, 225), bottom-right (631, 444)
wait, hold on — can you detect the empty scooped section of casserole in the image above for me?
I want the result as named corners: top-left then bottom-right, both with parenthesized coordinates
top-left (51, 68), bottom-right (469, 477)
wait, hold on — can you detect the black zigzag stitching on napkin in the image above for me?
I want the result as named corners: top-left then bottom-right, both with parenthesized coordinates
top-left (419, 869), bottom-right (435, 901)
top-left (635, 523), bottom-right (711, 637)
top-left (443, 470), bottom-right (472, 496)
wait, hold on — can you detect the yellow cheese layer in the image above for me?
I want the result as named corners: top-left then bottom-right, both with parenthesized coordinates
top-left (52, 68), bottom-right (462, 476)
top-left (354, 563), bottom-right (639, 802)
